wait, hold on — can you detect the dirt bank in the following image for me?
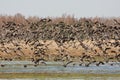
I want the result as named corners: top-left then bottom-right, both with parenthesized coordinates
top-left (0, 40), bottom-right (119, 60)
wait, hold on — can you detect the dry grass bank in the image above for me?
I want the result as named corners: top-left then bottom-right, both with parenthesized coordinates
top-left (0, 40), bottom-right (119, 60)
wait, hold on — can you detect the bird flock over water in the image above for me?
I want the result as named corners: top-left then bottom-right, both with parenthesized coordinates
top-left (0, 16), bottom-right (120, 68)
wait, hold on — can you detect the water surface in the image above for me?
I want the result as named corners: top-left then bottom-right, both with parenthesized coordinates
top-left (0, 61), bottom-right (120, 80)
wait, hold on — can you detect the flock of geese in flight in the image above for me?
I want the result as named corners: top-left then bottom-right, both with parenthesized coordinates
top-left (0, 18), bottom-right (120, 68)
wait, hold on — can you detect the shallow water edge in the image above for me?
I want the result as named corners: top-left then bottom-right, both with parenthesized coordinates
top-left (0, 73), bottom-right (120, 79)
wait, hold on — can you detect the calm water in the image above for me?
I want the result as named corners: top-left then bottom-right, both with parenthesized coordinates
top-left (0, 61), bottom-right (120, 80)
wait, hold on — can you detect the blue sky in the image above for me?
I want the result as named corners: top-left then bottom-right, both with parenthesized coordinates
top-left (0, 0), bottom-right (120, 18)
